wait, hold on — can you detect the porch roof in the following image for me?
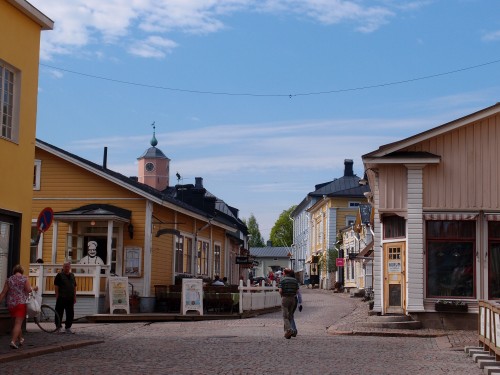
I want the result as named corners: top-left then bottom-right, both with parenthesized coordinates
top-left (54, 204), bottom-right (132, 223)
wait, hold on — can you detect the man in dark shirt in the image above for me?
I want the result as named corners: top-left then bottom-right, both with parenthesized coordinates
top-left (54, 261), bottom-right (77, 334)
top-left (279, 268), bottom-right (300, 339)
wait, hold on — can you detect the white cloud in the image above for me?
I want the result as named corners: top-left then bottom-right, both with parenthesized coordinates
top-left (128, 36), bottom-right (178, 58)
top-left (31, 0), bottom-right (419, 60)
top-left (482, 30), bottom-right (500, 42)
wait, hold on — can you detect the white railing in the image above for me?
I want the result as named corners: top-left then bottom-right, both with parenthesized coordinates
top-left (29, 263), bottom-right (110, 297)
top-left (238, 280), bottom-right (281, 314)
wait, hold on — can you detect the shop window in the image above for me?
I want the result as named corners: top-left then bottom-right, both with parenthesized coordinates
top-left (197, 240), bottom-right (209, 275)
top-left (183, 237), bottom-right (193, 274)
top-left (488, 221), bottom-right (500, 299)
top-left (426, 220), bottom-right (475, 298)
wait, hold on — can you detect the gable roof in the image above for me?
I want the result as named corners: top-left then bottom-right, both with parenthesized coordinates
top-left (363, 103), bottom-right (500, 159)
top-left (250, 247), bottom-right (291, 258)
top-left (36, 139), bottom-right (240, 231)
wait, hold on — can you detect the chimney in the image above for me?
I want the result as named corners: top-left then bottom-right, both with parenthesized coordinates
top-left (344, 159), bottom-right (354, 177)
top-left (195, 177), bottom-right (203, 189)
top-left (103, 147), bottom-right (108, 169)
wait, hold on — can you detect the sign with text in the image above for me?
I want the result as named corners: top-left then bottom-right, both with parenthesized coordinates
top-left (182, 278), bottom-right (203, 316)
top-left (108, 277), bottom-right (130, 314)
top-left (336, 258), bottom-right (345, 267)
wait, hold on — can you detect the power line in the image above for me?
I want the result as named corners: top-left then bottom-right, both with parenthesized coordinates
top-left (40, 58), bottom-right (500, 98)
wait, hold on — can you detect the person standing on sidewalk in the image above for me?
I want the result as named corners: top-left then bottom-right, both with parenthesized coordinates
top-left (54, 261), bottom-right (77, 334)
top-left (289, 270), bottom-right (303, 337)
top-left (0, 265), bottom-right (38, 349)
top-left (279, 268), bottom-right (300, 339)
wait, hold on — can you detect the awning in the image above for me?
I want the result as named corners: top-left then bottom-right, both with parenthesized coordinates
top-left (485, 214), bottom-right (500, 221)
top-left (423, 212), bottom-right (478, 221)
top-left (357, 240), bottom-right (374, 259)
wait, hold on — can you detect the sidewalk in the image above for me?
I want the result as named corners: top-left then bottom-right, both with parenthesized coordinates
top-left (326, 292), bottom-right (478, 349)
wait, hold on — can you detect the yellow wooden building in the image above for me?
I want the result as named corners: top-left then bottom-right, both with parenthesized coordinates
top-left (0, 0), bottom-right (52, 332)
top-left (31, 136), bottom-right (247, 317)
top-left (306, 160), bottom-right (370, 289)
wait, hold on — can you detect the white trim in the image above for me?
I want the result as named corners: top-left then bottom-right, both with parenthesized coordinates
top-left (33, 160), bottom-right (41, 190)
top-left (143, 201), bottom-right (153, 297)
top-left (7, 0), bottom-right (54, 29)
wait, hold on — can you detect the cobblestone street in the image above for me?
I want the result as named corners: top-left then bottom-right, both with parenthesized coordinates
top-left (1, 288), bottom-right (482, 375)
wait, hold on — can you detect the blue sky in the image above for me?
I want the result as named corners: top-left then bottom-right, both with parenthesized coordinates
top-left (30, 0), bottom-right (500, 241)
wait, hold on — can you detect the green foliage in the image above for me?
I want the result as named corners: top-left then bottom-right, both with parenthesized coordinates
top-left (319, 247), bottom-right (338, 273)
top-left (269, 205), bottom-right (296, 247)
top-left (243, 214), bottom-right (265, 247)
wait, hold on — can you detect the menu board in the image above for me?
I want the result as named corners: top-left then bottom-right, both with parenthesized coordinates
top-left (109, 277), bottom-right (130, 314)
top-left (181, 278), bottom-right (203, 315)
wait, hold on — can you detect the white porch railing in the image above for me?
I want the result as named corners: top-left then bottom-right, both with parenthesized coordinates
top-left (29, 263), bottom-right (110, 297)
top-left (238, 280), bottom-right (281, 314)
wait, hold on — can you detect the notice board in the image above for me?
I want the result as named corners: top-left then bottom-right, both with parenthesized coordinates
top-left (108, 277), bottom-right (130, 314)
top-left (181, 278), bottom-right (203, 315)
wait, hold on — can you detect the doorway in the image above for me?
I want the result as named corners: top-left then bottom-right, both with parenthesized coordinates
top-left (383, 242), bottom-right (405, 314)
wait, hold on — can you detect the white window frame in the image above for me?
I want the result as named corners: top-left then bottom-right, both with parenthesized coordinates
top-left (346, 216), bottom-right (356, 227)
top-left (33, 160), bottom-right (41, 190)
top-left (0, 60), bottom-right (20, 143)
top-left (348, 201), bottom-right (360, 208)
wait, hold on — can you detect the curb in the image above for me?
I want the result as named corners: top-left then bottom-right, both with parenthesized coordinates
top-left (0, 340), bottom-right (104, 364)
top-left (327, 329), bottom-right (448, 338)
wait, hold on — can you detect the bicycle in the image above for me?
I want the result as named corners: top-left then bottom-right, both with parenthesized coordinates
top-left (29, 291), bottom-right (60, 333)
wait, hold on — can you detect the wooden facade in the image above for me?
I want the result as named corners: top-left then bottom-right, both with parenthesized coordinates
top-left (0, 0), bottom-right (52, 333)
top-left (363, 103), bottom-right (500, 328)
top-left (32, 140), bottom-right (247, 317)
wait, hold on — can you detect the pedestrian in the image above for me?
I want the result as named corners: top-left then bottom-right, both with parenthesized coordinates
top-left (54, 261), bottom-right (77, 334)
top-left (0, 264), bottom-right (38, 349)
top-left (289, 270), bottom-right (303, 337)
top-left (278, 268), bottom-right (300, 339)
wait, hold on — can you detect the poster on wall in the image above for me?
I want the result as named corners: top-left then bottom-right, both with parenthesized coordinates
top-left (108, 277), bottom-right (129, 314)
top-left (124, 247), bottom-right (142, 277)
top-left (181, 278), bottom-right (203, 316)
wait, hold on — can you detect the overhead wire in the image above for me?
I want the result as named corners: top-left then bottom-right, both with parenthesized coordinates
top-left (40, 58), bottom-right (500, 98)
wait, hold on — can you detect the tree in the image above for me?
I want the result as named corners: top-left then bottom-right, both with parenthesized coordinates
top-left (269, 205), bottom-right (296, 247)
top-left (243, 214), bottom-right (265, 247)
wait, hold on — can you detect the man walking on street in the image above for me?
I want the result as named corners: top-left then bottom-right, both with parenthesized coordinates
top-left (279, 268), bottom-right (300, 339)
top-left (54, 261), bottom-right (77, 334)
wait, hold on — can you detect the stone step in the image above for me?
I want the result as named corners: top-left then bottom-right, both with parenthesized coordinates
top-left (477, 358), bottom-right (498, 369)
top-left (464, 346), bottom-right (483, 354)
top-left (367, 315), bottom-right (413, 323)
top-left (484, 365), bottom-right (500, 375)
top-left (358, 320), bottom-right (422, 330)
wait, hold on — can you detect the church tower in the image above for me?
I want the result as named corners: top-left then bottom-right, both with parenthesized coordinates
top-left (137, 123), bottom-right (170, 190)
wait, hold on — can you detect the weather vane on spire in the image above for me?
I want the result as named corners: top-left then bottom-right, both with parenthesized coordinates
top-left (150, 121), bottom-right (158, 147)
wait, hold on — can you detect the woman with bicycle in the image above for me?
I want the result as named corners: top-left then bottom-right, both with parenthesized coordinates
top-left (0, 264), bottom-right (38, 349)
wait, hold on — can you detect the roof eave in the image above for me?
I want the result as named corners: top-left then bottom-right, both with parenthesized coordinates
top-left (8, 0), bottom-right (54, 30)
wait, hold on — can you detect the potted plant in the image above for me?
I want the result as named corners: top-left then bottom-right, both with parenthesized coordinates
top-left (129, 290), bottom-right (140, 313)
top-left (435, 300), bottom-right (468, 312)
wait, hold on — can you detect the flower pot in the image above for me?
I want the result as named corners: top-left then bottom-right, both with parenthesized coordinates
top-left (129, 297), bottom-right (140, 313)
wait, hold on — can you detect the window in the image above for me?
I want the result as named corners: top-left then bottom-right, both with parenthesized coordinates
top-left (383, 216), bottom-right (406, 239)
top-left (33, 160), bottom-right (41, 190)
top-left (346, 216), bottom-right (355, 227)
top-left (426, 220), bottom-right (475, 298)
top-left (197, 240), bottom-right (209, 275)
top-left (175, 235), bottom-right (184, 273)
top-left (349, 202), bottom-right (360, 208)
top-left (0, 61), bottom-right (19, 142)
top-left (213, 243), bottom-right (221, 276)
top-left (183, 237), bottom-right (193, 274)
top-left (30, 224), bottom-right (39, 263)
top-left (488, 221), bottom-right (500, 299)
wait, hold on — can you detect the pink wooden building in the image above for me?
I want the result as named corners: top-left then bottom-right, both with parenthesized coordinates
top-left (362, 103), bottom-right (500, 328)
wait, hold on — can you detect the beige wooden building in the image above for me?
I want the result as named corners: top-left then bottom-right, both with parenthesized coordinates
top-left (362, 103), bottom-right (500, 328)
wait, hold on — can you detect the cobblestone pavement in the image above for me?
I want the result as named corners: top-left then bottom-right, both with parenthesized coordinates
top-left (0, 288), bottom-right (481, 375)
